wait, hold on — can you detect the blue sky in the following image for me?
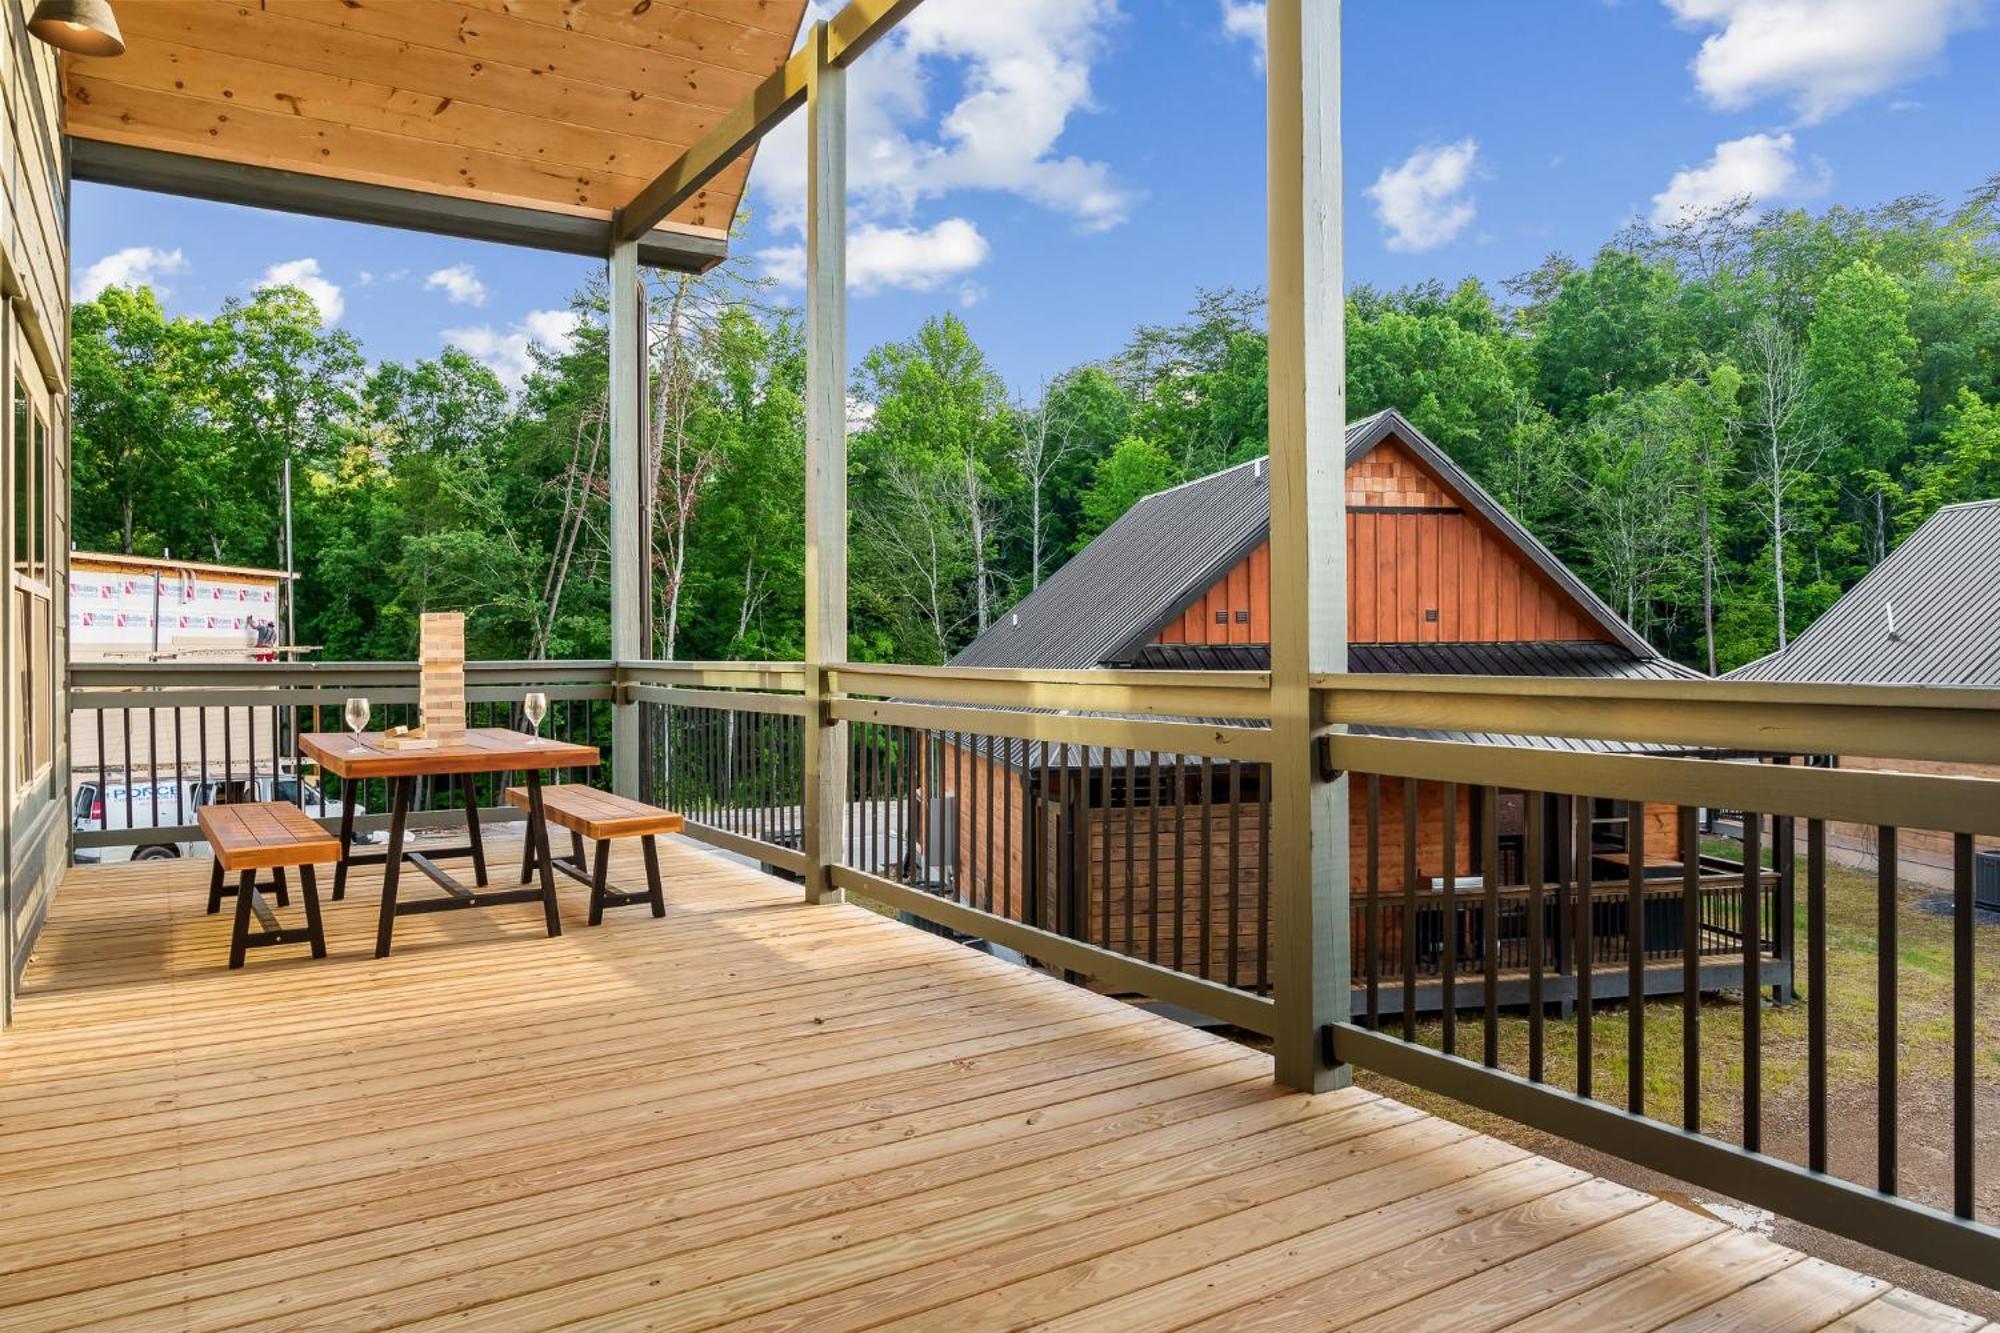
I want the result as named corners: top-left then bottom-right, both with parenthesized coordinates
top-left (74, 0), bottom-right (2000, 398)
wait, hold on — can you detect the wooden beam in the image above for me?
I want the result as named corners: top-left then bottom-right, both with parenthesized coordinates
top-left (616, 40), bottom-right (812, 245)
top-left (801, 25), bottom-right (849, 906)
top-left (1266, 0), bottom-right (1347, 1093)
top-left (70, 139), bottom-right (729, 273)
top-left (825, 0), bottom-right (928, 65)
top-left (1317, 674), bottom-right (2000, 766)
top-left (614, 0), bottom-right (927, 243)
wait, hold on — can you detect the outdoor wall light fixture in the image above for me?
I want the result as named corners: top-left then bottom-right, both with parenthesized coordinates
top-left (28, 0), bottom-right (124, 56)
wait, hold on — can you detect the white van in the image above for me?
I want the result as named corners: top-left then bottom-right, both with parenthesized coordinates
top-left (72, 769), bottom-right (359, 862)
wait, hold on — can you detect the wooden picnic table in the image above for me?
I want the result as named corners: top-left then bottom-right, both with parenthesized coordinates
top-left (299, 727), bottom-right (601, 957)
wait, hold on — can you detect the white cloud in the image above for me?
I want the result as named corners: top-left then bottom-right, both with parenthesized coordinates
top-left (77, 246), bottom-right (188, 301)
top-left (1365, 139), bottom-right (1481, 253)
top-left (1220, 1), bottom-right (1266, 67)
top-left (424, 263), bottom-right (488, 307)
top-left (257, 257), bottom-right (344, 324)
top-left (444, 308), bottom-right (582, 392)
top-left (1664, 0), bottom-right (1985, 124)
top-left (1650, 131), bottom-right (1829, 224)
top-left (758, 218), bottom-right (991, 294)
top-left (755, 0), bottom-right (1135, 259)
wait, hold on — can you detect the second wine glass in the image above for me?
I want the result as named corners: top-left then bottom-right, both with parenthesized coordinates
top-left (523, 691), bottom-right (548, 744)
top-left (343, 697), bottom-right (371, 753)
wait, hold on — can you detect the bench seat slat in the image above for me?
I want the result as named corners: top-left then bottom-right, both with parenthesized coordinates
top-left (198, 802), bottom-right (340, 872)
top-left (503, 785), bottom-right (685, 841)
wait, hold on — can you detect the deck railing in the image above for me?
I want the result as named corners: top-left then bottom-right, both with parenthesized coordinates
top-left (60, 657), bottom-right (2000, 1287)
top-left (67, 660), bottom-right (616, 858)
top-left (1319, 673), bottom-right (2000, 1289)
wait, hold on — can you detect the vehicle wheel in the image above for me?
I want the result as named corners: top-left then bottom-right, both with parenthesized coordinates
top-left (132, 845), bottom-right (180, 861)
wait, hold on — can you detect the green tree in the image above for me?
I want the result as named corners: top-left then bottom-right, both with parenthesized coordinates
top-left (1074, 436), bottom-right (1178, 551)
top-left (1805, 258), bottom-right (1919, 566)
top-left (1902, 388), bottom-right (2000, 527)
top-left (1534, 249), bottom-right (1691, 420)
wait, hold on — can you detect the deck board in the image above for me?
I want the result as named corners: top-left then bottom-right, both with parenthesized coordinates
top-left (0, 840), bottom-right (1972, 1331)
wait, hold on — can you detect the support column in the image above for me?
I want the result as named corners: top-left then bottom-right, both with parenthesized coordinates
top-left (801, 22), bottom-right (849, 905)
top-left (1267, 0), bottom-right (1348, 1092)
top-left (608, 239), bottom-right (645, 797)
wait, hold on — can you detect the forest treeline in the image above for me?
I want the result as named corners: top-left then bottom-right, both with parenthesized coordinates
top-left (71, 184), bottom-right (2000, 673)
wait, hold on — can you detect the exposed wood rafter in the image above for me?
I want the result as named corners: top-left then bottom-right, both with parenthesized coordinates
top-left (615, 0), bottom-right (926, 244)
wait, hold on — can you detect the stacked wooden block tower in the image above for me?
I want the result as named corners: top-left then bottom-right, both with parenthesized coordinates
top-left (419, 612), bottom-right (467, 745)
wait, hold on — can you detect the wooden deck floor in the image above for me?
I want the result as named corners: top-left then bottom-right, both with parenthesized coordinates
top-left (0, 838), bottom-right (1981, 1331)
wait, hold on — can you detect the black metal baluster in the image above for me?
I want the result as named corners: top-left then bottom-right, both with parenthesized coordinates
top-left (173, 706), bottom-right (186, 825)
top-left (980, 728), bottom-right (988, 904)
top-left (1682, 805), bottom-right (1701, 1133)
top-left (1627, 801), bottom-right (1645, 1114)
top-left (1173, 753), bottom-right (1186, 974)
top-left (1258, 763), bottom-right (1271, 994)
top-left (1877, 823), bottom-right (1896, 1192)
top-left (123, 708), bottom-right (135, 827)
top-left (1953, 832), bottom-right (1975, 1220)
top-left (1483, 785), bottom-right (1499, 1068)
top-left (1366, 773), bottom-right (1381, 1030)
top-left (1403, 777), bottom-right (1419, 1041)
top-left (1578, 795), bottom-right (1595, 1098)
top-left (998, 733), bottom-right (1011, 908)
top-left (1198, 756), bottom-right (1213, 979)
top-left (148, 707), bottom-right (160, 828)
top-left (1126, 752), bottom-right (1138, 956)
top-left (1808, 817), bottom-right (1827, 1172)
top-left (1528, 791), bottom-right (1545, 1083)
top-left (1100, 750), bottom-right (1113, 950)
top-left (1744, 810), bottom-right (1764, 1155)
top-left (1150, 753), bottom-right (1163, 965)
top-left (1441, 783), bottom-right (1458, 1056)
top-left (1227, 760), bottom-right (1242, 987)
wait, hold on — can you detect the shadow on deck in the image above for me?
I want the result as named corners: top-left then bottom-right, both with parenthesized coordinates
top-left (0, 839), bottom-right (1977, 1330)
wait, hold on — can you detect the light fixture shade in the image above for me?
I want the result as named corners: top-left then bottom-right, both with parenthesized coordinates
top-left (28, 0), bottom-right (124, 57)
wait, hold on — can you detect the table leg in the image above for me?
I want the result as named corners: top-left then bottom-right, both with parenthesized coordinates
top-left (229, 869), bottom-right (257, 969)
top-left (334, 778), bottom-right (357, 902)
top-left (526, 769), bottom-right (562, 938)
top-left (462, 772), bottom-right (488, 887)
top-left (374, 776), bottom-right (412, 959)
top-left (642, 834), bottom-right (666, 918)
top-left (300, 863), bottom-right (327, 959)
top-left (588, 838), bottom-right (611, 926)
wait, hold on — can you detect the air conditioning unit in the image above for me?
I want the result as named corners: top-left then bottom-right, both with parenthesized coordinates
top-left (1976, 850), bottom-right (2000, 913)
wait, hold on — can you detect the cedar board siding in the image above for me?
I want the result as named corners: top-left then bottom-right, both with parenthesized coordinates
top-left (1157, 442), bottom-right (1608, 647)
top-left (937, 740), bottom-right (1688, 995)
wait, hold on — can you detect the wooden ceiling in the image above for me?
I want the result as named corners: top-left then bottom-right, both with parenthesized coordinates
top-left (61, 0), bottom-right (811, 251)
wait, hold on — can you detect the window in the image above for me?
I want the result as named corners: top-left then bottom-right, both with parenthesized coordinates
top-left (10, 355), bottom-right (55, 799)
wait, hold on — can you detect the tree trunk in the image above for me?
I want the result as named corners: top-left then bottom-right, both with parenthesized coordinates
top-left (1772, 437), bottom-right (1788, 651)
top-left (1030, 485), bottom-right (1043, 591)
top-left (1699, 490), bottom-right (1716, 676)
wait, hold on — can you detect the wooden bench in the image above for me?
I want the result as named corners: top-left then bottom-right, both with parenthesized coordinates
top-left (504, 785), bottom-right (683, 925)
top-left (198, 802), bottom-right (337, 968)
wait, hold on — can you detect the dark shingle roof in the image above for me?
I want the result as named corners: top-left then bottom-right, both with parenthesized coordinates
top-left (952, 410), bottom-right (1654, 671)
top-left (1726, 500), bottom-right (2000, 687)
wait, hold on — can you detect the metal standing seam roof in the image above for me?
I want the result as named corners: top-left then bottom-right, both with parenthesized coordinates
top-left (951, 410), bottom-right (1656, 673)
top-left (1726, 499), bottom-right (2000, 687)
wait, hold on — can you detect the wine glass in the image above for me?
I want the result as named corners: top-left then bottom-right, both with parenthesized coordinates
top-left (343, 697), bottom-right (371, 754)
top-left (523, 692), bottom-right (548, 744)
